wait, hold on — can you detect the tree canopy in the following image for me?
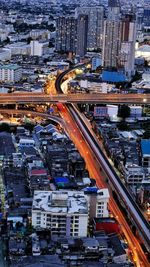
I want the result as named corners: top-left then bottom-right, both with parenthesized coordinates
top-left (118, 105), bottom-right (130, 119)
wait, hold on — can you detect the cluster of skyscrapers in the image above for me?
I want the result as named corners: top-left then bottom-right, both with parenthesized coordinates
top-left (55, 0), bottom-right (137, 79)
top-left (56, 6), bottom-right (104, 56)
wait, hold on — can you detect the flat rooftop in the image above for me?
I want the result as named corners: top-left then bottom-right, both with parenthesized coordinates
top-left (32, 190), bottom-right (88, 214)
top-left (0, 64), bottom-right (21, 70)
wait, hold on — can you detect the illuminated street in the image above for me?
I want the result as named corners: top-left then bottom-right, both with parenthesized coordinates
top-left (57, 103), bottom-right (150, 267)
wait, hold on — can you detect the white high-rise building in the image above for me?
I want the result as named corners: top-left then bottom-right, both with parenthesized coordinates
top-left (32, 189), bottom-right (109, 237)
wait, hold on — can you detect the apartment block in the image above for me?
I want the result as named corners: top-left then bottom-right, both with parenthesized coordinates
top-left (0, 64), bottom-right (22, 82)
top-left (32, 189), bottom-right (109, 237)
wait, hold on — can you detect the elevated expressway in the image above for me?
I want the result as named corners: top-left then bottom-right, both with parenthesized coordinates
top-left (0, 92), bottom-right (149, 105)
top-left (55, 66), bottom-right (150, 266)
top-left (0, 109), bottom-right (63, 125)
top-left (1, 65), bottom-right (150, 266)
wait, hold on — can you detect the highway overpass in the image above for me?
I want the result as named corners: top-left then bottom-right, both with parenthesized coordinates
top-left (0, 92), bottom-right (149, 104)
top-left (55, 65), bottom-right (150, 265)
top-left (0, 109), bottom-right (63, 124)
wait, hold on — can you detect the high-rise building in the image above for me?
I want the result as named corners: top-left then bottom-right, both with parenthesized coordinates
top-left (143, 8), bottom-right (150, 27)
top-left (76, 14), bottom-right (88, 57)
top-left (120, 13), bottom-right (136, 77)
top-left (136, 6), bottom-right (144, 41)
top-left (108, 0), bottom-right (120, 19)
top-left (102, 0), bottom-right (136, 79)
top-left (55, 17), bottom-right (77, 53)
top-left (102, 0), bottom-right (121, 68)
top-left (75, 6), bottom-right (104, 51)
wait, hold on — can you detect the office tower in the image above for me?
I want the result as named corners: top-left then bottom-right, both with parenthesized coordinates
top-left (102, 0), bottom-right (121, 68)
top-left (55, 17), bottom-right (77, 53)
top-left (120, 13), bottom-right (136, 77)
top-left (76, 14), bottom-right (88, 57)
top-left (75, 6), bottom-right (104, 51)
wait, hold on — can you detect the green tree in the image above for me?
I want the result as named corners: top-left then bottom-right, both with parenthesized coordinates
top-left (118, 121), bottom-right (129, 131)
top-left (142, 122), bottom-right (150, 139)
top-left (143, 130), bottom-right (150, 139)
top-left (118, 105), bottom-right (130, 119)
top-left (27, 37), bottom-right (33, 44)
top-left (23, 122), bottom-right (35, 133)
top-left (131, 71), bottom-right (142, 82)
top-left (0, 123), bottom-right (10, 132)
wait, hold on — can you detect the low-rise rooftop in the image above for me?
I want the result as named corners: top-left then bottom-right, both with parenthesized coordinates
top-left (32, 190), bottom-right (88, 214)
top-left (0, 64), bottom-right (21, 70)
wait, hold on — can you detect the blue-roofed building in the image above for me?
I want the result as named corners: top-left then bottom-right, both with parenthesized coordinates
top-left (55, 177), bottom-right (69, 184)
top-left (45, 124), bottom-right (57, 133)
top-left (54, 176), bottom-right (77, 189)
top-left (34, 125), bottom-right (45, 135)
top-left (0, 213), bottom-right (3, 221)
top-left (102, 70), bottom-right (127, 83)
top-left (141, 140), bottom-right (150, 167)
top-left (84, 187), bottom-right (98, 194)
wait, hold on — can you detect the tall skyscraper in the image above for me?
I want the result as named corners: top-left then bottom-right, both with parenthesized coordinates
top-left (76, 14), bottom-right (88, 57)
top-left (55, 17), bottom-right (77, 53)
top-left (75, 6), bottom-right (104, 51)
top-left (102, 0), bottom-right (121, 68)
top-left (55, 14), bottom-right (88, 57)
top-left (136, 6), bottom-right (144, 41)
top-left (120, 13), bottom-right (136, 77)
top-left (102, 0), bottom-right (136, 79)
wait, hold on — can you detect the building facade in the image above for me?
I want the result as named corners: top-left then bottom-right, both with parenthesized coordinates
top-left (0, 48), bottom-right (11, 61)
top-left (120, 13), bottom-right (136, 78)
top-left (55, 17), bottom-right (77, 53)
top-left (75, 6), bottom-right (104, 51)
top-left (102, 0), bottom-right (121, 68)
top-left (30, 40), bottom-right (49, 56)
top-left (32, 191), bottom-right (88, 237)
top-left (32, 189), bottom-right (109, 237)
top-left (102, 0), bottom-right (136, 79)
top-left (102, 20), bottom-right (121, 68)
top-left (76, 14), bottom-right (88, 57)
top-left (0, 64), bottom-right (22, 82)
top-left (5, 42), bottom-right (31, 56)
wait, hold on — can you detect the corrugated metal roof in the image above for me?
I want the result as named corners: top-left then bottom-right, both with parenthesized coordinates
top-left (141, 139), bottom-right (150, 155)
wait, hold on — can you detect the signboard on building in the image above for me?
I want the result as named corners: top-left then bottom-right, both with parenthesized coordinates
top-left (94, 107), bottom-right (108, 117)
